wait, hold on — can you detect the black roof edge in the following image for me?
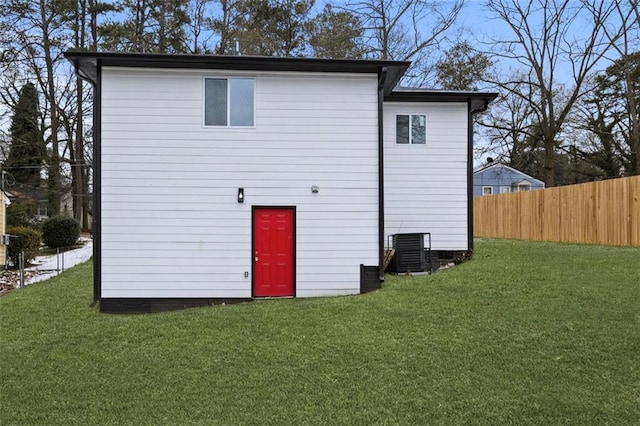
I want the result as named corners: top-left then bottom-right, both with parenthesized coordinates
top-left (63, 51), bottom-right (410, 94)
top-left (384, 90), bottom-right (499, 112)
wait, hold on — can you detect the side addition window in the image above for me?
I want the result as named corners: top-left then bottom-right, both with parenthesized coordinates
top-left (205, 78), bottom-right (255, 127)
top-left (482, 186), bottom-right (493, 195)
top-left (396, 114), bottom-right (426, 144)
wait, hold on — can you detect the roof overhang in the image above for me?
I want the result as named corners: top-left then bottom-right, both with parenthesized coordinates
top-left (385, 88), bottom-right (499, 112)
top-left (64, 51), bottom-right (410, 95)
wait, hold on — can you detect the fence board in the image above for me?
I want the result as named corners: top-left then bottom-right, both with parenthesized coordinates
top-left (474, 175), bottom-right (640, 247)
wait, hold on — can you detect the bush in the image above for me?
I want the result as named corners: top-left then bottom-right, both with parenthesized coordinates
top-left (7, 226), bottom-right (42, 265)
top-left (42, 215), bottom-right (81, 249)
top-left (6, 200), bottom-right (36, 228)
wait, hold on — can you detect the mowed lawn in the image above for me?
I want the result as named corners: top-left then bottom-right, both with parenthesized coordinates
top-left (1, 239), bottom-right (639, 425)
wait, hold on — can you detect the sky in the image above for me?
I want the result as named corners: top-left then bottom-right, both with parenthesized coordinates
top-left (1, 0), bottom-right (633, 153)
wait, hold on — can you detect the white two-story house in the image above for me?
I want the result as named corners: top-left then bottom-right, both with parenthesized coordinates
top-left (65, 52), bottom-right (496, 312)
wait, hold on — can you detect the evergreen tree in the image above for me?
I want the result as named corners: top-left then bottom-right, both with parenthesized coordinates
top-left (435, 42), bottom-right (491, 90)
top-left (591, 52), bottom-right (640, 176)
top-left (213, 0), bottom-right (314, 56)
top-left (5, 82), bottom-right (43, 187)
top-left (307, 4), bottom-right (364, 59)
top-left (100, 0), bottom-right (191, 53)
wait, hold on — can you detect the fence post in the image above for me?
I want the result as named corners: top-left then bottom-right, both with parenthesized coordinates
top-left (56, 248), bottom-right (60, 275)
top-left (18, 251), bottom-right (24, 288)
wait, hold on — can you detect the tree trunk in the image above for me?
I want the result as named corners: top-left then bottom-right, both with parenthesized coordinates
top-left (544, 143), bottom-right (555, 187)
top-left (74, 0), bottom-right (87, 228)
top-left (40, 0), bottom-right (61, 216)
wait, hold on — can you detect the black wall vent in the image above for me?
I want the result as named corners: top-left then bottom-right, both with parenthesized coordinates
top-left (388, 233), bottom-right (432, 273)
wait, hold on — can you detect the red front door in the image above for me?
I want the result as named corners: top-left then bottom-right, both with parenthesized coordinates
top-left (253, 207), bottom-right (295, 297)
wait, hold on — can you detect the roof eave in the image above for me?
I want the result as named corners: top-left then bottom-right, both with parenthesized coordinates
top-left (63, 51), bottom-right (410, 92)
top-left (384, 90), bottom-right (499, 111)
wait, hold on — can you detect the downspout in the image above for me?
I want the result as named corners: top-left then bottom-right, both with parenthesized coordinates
top-left (467, 98), bottom-right (490, 253)
top-left (73, 60), bottom-right (100, 307)
top-left (378, 68), bottom-right (387, 281)
top-left (91, 61), bottom-right (102, 307)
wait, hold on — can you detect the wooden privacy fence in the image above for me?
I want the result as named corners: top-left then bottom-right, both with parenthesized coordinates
top-left (474, 175), bottom-right (640, 246)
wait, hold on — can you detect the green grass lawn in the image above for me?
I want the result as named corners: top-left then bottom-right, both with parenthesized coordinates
top-left (1, 239), bottom-right (639, 425)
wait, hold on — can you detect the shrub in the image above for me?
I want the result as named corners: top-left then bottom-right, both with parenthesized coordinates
top-left (7, 226), bottom-right (42, 265)
top-left (42, 215), bottom-right (81, 249)
top-left (6, 200), bottom-right (36, 228)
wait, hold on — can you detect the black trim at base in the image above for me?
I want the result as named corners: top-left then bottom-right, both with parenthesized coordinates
top-left (360, 265), bottom-right (381, 293)
top-left (432, 250), bottom-right (472, 267)
top-left (100, 298), bottom-right (252, 314)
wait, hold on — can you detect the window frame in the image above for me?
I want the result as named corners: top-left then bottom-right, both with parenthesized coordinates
top-left (500, 186), bottom-right (511, 194)
top-left (203, 76), bottom-right (256, 128)
top-left (482, 186), bottom-right (493, 196)
top-left (36, 202), bottom-right (48, 217)
top-left (395, 113), bottom-right (427, 145)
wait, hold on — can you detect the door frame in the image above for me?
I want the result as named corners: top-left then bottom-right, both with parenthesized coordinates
top-left (251, 206), bottom-right (296, 298)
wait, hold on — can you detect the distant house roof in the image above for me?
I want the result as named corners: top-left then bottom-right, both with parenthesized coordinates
top-left (5, 183), bottom-right (48, 202)
top-left (473, 163), bottom-right (546, 186)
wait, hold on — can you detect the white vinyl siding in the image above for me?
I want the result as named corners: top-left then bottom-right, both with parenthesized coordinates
top-left (384, 102), bottom-right (469, 251)
top-left (100, 68), bottom-right (378, 298)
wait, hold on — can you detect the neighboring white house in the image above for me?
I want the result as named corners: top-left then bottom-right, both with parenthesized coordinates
top-left (65, 52), bottom-right (496, 313)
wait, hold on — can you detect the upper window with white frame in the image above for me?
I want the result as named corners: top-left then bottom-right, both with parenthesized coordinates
top-left (482, 186), bottom-right (493, 195)
top-left (396, 114), bottom-right (426, 144)
top-left (204, 77), bottom-right (255, 127)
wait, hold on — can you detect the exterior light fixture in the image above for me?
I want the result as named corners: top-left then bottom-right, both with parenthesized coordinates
top-left (238, 188), bottom-right (244, 203)
top-left (311, 185), bottom-right (319, 193)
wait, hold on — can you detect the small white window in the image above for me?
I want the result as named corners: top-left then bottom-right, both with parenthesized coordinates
top-left (500, 186), bottom-right (511, 194)
top-left (36, 203), bottom-right (48, 217)
top-left (482, 186), bottom-right (493, 195)
top-left (514, 181), bottom-right (531, 192)
top-left (396, 114), bottom-right (426, 144)
top-left (204, 78), bottom-right (255, 127)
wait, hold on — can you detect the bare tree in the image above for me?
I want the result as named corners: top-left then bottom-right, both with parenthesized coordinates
top-left (187, 0), bottom-right (215, 53)
top-left (0, 0), bottom-right (76, 214)
top-left (342, 0), bottom-right (463, 84)
top-left (0, 0), bottom-right (104, 225)
top-left (209, 0), bottom-right (249, 55)
top-left (485, 0), bottom-right (630, 186)
top-left (595, 0), bottom-right (640, 174)
top-left (479, 73), bottom-right (540, 170)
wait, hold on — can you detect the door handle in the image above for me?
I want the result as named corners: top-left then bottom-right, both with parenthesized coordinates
top-left (255, 251), bottom-right (259, 262)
